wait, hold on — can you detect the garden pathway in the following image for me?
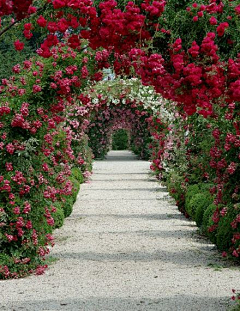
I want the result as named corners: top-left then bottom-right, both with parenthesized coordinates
top-left (0, 150), bottom-right (240, 311)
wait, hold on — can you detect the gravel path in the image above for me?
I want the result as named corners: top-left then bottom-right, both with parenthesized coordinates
top-left (1, 150), bottom-right (239, 311)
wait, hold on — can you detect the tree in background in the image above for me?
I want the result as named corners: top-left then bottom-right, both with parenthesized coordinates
top-left (112, 129), bottom-right (129, 150)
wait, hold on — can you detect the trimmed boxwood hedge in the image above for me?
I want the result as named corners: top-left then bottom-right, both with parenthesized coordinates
top-left (201, 203), bottom-right (218, 244)
top-left (186, 191), bottom-right (213, 221)
top-left (62, 195), bottom-right (75, 218)
top-left (52, 203), bottom-right (65, 229)
top-left (71, 167), bottom-right (84, 184)
top-left (59, 175), bottom-right (81, 218)
top-left (216, 209), bottom-right (235, 251)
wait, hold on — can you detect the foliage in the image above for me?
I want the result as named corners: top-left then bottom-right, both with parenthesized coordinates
top-left (230, 289), bottom-right (240, 311)
top-left (165, 172), bottom-right (187, 215)
top-left (68, 176), bottom-right (80, 202)
top-left (216, 208), bottom-right (238, 252)
top-left (112, 129), bottom-right (129, 150)
top-left (202, 203), bottom-right (218, 244)
top-left (195, 194), bottom-right (213, 227)
top-left (71, 168), bottom-right (84, 184)
top-left (0, 15), bottom-right (45, 79)
top-left (187, 192), bottom-right (213, 221)
top-left (61, 196), bottom-right (74, 218)
top-left (52, 203), bottom-right (64, 229)
top-left (159, 0), bottom-right (240, 61)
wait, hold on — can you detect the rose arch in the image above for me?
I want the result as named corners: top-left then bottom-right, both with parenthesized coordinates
top-left (0, 0), bottom-right (239, 279)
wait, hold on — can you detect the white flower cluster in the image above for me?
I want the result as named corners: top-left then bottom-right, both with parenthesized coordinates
top-left (86, 78), bottom-right (174, 121)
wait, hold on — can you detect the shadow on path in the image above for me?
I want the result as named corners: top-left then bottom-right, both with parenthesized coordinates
top-left (69, 213), bottom-right (186, 221)
top-left (0, 294), bottom-right (230, 311)
top-left (52, 245), bottom-right (222, 267)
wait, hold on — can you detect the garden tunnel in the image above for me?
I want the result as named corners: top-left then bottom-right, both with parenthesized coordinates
top-left (0, 0), bottom-right (239, 282)
top-left (87, 95), bottom-right (153, 160)
top-left (0, 67), bottom-right (169, 278)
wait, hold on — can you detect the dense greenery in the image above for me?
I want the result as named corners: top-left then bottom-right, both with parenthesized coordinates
top-left (112, 129), bottom-right (129, 150)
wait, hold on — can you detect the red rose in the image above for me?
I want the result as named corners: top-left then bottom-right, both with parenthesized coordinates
top-left (14, 40), bottom-right (24, 51)
top-left (37, 15), bottom-right (47, 27)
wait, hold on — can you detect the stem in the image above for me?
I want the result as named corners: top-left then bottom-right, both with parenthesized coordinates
top-left (0, 20), bottom-right (19, 38)
top-left (0, 2), bottom-right (48, 39)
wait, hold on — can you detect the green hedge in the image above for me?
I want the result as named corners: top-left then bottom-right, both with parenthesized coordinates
top-left (52, 203), bottom-right (65, 229)
top-left (186, 192), bottom-right (213, 221)
top-left (216, 209), bottom-right (235, 252)
top-left (201, 203), bottom-right (217, 244)
top-left (71, 167), bottom-right (84, 184)
top-left (112, 129), bottom-right (129, 150)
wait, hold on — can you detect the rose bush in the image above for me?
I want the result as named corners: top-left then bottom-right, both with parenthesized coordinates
top-left (0, 43), bottom-right (99, 277)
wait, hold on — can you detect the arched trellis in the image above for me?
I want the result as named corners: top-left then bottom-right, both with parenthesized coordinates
top-left (77, 78), bottom-right (169, 159)
top-left (0, 45), bottom-right (171, 278)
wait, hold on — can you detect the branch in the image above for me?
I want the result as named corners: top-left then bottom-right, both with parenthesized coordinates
top-left (0, 20), bottom-right (19, 38)
top-left (0, 2), bottom-right (49, 39)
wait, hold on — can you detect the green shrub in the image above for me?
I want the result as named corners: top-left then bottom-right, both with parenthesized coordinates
top-left (0, 253), bottom-right (14, 269)
top-left (216, 210), bottom-right (235, 251)
top-left (229, 303), bottom-right (240, 311)
top-left (185, 183), bottom-right (213, 214)
top-left (195, 194), bottom-right (212, 227)
top-left (61, 176), bottom-right (80, 218)
top-left (52, 203), bottom-right (65, 229)
top-left (71, 167), bottom-right (84, 184)
top-left (71, 134), bottom-right (93, 172)
top-left (166, 172), bottom-right (186, 213)
top-left (185, 184), bottom-right (201, 208)
top-left (68, 176), bottom-right (80, 202)
top-left (112, 129), bottom-right (129, 150)
top-left (202, 203), bottom-right (218, 244)
top-left (187, 191), bottom-right (213, 221)
top-left (62, 195), bottom-right (75, 218)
